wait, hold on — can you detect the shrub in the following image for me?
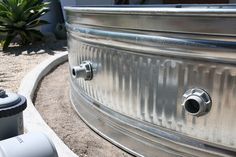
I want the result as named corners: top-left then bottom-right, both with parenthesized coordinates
top-left (0, 0), bottom-right (50, 50)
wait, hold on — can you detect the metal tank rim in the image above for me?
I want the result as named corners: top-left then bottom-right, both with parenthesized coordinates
top-left (66, 5), bottom-right (236, 157)
top-left (64, 5), bottom-right (236, 17)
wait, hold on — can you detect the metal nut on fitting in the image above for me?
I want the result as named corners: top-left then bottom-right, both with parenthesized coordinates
top-left (182, 88), bottom-right (212, 117)
top-left (72, 61), bottom-right (93, 81)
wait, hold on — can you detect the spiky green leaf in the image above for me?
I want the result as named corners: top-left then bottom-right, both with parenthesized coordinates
top-left (27, 19), bottom-right (49, 28)
top-left (0, 0), bottom-right (50, 50)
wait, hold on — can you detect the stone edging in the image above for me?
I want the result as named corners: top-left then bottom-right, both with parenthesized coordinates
top-left (18, 51), bottom-right (78, 157)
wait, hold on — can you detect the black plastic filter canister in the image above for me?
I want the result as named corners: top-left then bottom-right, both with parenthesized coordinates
top-left (0, 89), bottom-right (27, 140)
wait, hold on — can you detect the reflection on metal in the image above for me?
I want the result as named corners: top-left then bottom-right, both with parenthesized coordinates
top-left (66, 5), bottom-right (236, 157)
top-left (72, 61), bottom-right (93, 80)
top-left (182, 88), bottom-right (212, 117)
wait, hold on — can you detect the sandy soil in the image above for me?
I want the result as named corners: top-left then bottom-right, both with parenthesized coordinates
top-left (0, 38), bottom-right (67, 92)
top-left (34, 63), bottom-right (133, 157)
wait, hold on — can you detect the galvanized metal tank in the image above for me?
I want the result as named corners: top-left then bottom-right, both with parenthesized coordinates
top-left (65, 5), bottom-right (236, 156)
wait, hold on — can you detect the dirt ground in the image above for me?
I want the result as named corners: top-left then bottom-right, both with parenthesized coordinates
top-left (0, 37), bottom-right (67, 92)
top-left (34, 62), bottom-right (133, 157)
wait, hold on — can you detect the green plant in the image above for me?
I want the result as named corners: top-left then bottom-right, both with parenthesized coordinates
top-left (0, 0), bottom-right (50, 50)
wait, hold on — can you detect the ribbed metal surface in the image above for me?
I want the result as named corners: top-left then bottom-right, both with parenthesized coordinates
top-left (69, 39), bottom-right (236, 150)
top-left (66, 6), bottom-right (236, 155)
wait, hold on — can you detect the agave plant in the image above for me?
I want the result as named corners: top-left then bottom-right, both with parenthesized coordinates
top-left (0, 0), bottom-right (50, 50)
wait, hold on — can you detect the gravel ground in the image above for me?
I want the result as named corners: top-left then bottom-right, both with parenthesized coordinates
top-left (0, 38), bottom-right (67, 92)
top-left (34, 63), bottom-right (133, 157)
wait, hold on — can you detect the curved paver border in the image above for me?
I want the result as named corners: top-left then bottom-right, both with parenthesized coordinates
top-left (18, 51), bottom-right (78, 157)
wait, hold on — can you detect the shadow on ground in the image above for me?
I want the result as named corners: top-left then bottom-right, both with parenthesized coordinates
top-left (1, 35), bottom-right (67, 56)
